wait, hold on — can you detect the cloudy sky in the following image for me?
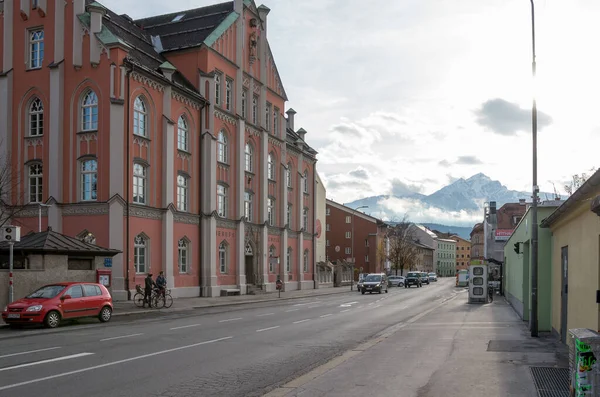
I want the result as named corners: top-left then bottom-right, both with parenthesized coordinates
top-left (102, 0), bottom-right (599, 221)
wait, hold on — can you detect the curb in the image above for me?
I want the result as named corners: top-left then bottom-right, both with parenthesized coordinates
top-left (112, 289), bottom-right (353, 317)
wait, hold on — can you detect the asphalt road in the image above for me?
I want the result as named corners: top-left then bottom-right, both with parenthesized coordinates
top-left (0, 279), bottom-right (457, 397)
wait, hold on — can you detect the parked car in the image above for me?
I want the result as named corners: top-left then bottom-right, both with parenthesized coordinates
top-left (420, 272), bottom-right (430, 285)
top-left (388, 276), bottom-right (405, 287)
top-left (405, 272), bottom-right (422, 288)
top-left (1, 282), bottom-right (113, 328)
top-left (357, 276), bottom-right (365, 292)
top-left (428, 273), bottom-right (438, 282)
top-left (361, 273), bottom-right (388, 294)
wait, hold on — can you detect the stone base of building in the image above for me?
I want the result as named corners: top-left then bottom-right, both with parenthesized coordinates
top-left (111, 289), bottom-right (130, 302)
top-left (299, 280), bottom-right (314, 290)
top-left (317, 282), bottom-right (334, 289)
top-left (171, 287), bottom-right (201, 299)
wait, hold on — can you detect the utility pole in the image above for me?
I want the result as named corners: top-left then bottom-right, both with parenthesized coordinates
top-left (530, 0), bottom-right (539, 338)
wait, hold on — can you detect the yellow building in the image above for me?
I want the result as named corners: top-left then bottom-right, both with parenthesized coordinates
top-left (541, 169), bottom-right (600, 343)
top-left (451, 235), bottom-right (471, 272)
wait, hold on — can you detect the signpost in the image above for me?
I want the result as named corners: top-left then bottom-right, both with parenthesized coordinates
top-left (1, 226), bottom-right (21, 304)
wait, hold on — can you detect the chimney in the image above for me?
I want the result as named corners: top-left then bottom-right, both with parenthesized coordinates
top-left (297, 128), bottom-right (307, 141)
top-left (88, 2), bottom-right (106, 34)
top-left (234, 0), bottom-right (243, 13)
top-left (257, 5), bottom-right (271, 23)
top-left (286, 108), bottom-right (296, 131)
top-left (519, 198), bottom-right (526, 205)
top-left (159, 61), bottom-right (177, 82)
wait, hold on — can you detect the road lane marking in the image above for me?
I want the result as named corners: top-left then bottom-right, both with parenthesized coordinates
top-left (285, 309), bottom-right (299, 312)
top-left (320, 314), bottom-right (332, 318)
top-left (0, 336), bottom-right (233, 392)
top-left (100, 333), bottom-right (143, 342)
top-left (374, 305), bottom-right (382, 308)
top-left (257, 312), bottom-right (275, 317)
top-left (368, 302), bottom-right (374, 306)
top-left (340, 309), bottom-right (350, 313)
top-left (170, 324), bottom-right (201, 330)
top-left (400, 305), bottom-right (408, 309)
top-left (293, 302), bottom-right (311, 306)
top-left (0, 347), bottom-right (62, 359)
top-left (293, 319), bottom-right (311, 324)
top-left (0, 353), bottom-right (94, 372)
top-left (219, 318), bottom-right (242, 323)
top-left (256, 326), bottom-right (280, 332)
top-left (340, 301), bottom-right (358, 307)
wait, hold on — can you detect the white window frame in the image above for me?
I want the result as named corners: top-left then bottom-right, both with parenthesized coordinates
top-left (225, 78), bottom-right (233, 111)
top-left (133, 163), bottom-right (147, 204)
top-left (326, 240), bottom-right (330, 246)
top-left (217, 130), bottom-right (228, 163)
top-left (303, 208), bottom-right (308, 230)
top-left (267, 153), bottom-right (275, 180)
top-left (244, 191), bottom-right (253, 222)
top-left (177, 174), bottom-right (189, 212)
top-left (345, 231), bottom-right (351, 239)
top-left (80, 159), bottom-right (98, 201)
top-left (29, 29), bottom-right (44, 69)
top-left (178, 239), bottom-right (189, 273)
top-left (133, 96), bottom-right (147, 137)
top-left (303, 171), bottom-right (309, 193)
top-left (265, 102), bottom-right (271, 131)
top-left (326, 208), bottom-right (330, 216)
top-left (345, 247), bottom-right (351, 255)
top-left (252, 96), bottom-right (258, 125)
top-left (286, 164), bottom-right (292, 188)
top-left (273, 107), bottom-right (279, 135)
top-left (29, 97), bottom-right (44, 136)
top-left (219, 241), bottom-right (227, 273)
top-left (215, 73), bottom-right (222, 106)
top-left (345, 216), bottom-right (351, 223)
top-left (269, 246), bottom-right (275, 272)
top-left (177, 116), bottom-right (189, 151)
top-left (245, 143), bottom-right (253, 172)
top-left (134, 234), bottom-right (148, 274)
top-left (81, 91), bottom-right (98, 131)
top-left (217, 184), bottom-right (227, 217)
top-left (28, 163), bottom-right (43, 203)
top-left (267, 198), bottom-right (275, 226)
top-left (286, 247), bottom-right (292, 272)
top-left (365, 255), bottom-right (369, 262)
top-left (286, 204), bottom-right (292, 227)
top-left (326, 224), bottom-right (330, 232)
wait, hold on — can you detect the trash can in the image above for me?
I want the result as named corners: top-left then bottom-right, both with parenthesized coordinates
top-left (568, 328), bottom-right (600, 396)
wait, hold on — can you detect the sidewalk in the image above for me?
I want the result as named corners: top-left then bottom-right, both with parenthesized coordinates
top-left (264, 294), bottom-right (569, 397)
top-left (112, 285), bottom-right (355, 317)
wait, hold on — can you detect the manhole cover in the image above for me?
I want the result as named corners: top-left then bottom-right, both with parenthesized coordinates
top-left (530, 366), bottom-right (569, 397)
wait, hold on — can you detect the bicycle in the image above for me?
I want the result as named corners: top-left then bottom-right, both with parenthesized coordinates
top-left (133, 284), bottom-right (173, 309)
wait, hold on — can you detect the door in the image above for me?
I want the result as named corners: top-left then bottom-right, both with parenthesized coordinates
top-left (245, 256), bottom-right (254, 285)
top-left (61, 285), bottom-right (85, 319)
top-left (81, 284), bottom-right (103, 315)
top-left (560, 246), bottom-right (569, 343)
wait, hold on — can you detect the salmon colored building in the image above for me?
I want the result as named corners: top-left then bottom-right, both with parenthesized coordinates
top-left (0, 0), bottom-right (317, 300)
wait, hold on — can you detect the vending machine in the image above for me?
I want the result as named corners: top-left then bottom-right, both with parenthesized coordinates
top-left (468, 260), bottom-right (488, 304)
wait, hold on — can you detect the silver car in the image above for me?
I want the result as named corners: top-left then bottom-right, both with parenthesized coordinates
top-left (388, 276), bottom-right (405, 287)
top-left (428, 273), bottom-right (438, 282)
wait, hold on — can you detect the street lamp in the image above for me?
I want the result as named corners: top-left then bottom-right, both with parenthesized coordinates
top-left (36, 203), bottom-right (52, 233)
top-left (351, 205), bottom-right (368, 291)
top-left (529, 0), bottom-right (539, 338)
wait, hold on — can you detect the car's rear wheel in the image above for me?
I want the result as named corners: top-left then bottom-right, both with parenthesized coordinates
top-left (361, 290), bottom-right (365, 295)
top-left (99, 306), bottom-right (112, 323)
top-left (44, 311), bottom-right (61, 328)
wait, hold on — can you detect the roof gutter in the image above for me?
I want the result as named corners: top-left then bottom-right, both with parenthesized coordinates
top-left (541, 169), bottom-right (600, 228)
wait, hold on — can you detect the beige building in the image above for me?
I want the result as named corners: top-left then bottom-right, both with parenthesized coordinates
top-left (451, 235), bottom-right (471, 272)
top-left (411, 241), bottom-right (435, 273)
top-left (541, 169), bottom-right (600, 343)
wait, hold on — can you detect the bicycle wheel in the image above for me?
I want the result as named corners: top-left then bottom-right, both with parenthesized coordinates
top-left (152, 294), bottom-right (165, 309)
top-left (163, 294), bottom-right (173, 308)
top-left (133, 293), bottom-right (145, 308)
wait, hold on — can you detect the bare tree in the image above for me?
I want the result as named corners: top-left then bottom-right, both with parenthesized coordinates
top-left (387, 216), bottom-right (418, 276)
top-left (376, 237), bottom-right (387, 273)
top-left (0, 148), bottom-right (28, 228)
top-left (564, 167), bottom-right (597, 196)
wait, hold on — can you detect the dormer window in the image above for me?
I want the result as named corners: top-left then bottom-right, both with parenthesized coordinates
top-left (172, 14), bottom-right (185, 22)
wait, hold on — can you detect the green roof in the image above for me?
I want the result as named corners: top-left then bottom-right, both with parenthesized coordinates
top-left (159, 61), bottom-right (177, 71)
top-left (204, 12), bottom-right (240, 47)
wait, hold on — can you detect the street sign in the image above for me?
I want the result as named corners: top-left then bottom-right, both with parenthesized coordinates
top-left (104, 258), bottom-right (113, 268)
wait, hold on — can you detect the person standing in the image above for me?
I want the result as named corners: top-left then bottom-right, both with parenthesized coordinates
top-left (156, 271), bottom-right (167, 298)
top-left (144, 273), bottom-right (155, 307)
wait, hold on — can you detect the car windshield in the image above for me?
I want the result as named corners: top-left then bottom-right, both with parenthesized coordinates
top-left (407, 273), bottom-right (419, 277)
top-left (364, 275), bottom-right (381, 282)
top-left (26, 285), bottom-right (67, 299)
top-left (429, 273), bottom-right (436, 276)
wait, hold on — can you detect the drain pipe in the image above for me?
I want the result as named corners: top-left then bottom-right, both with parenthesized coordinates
top-left (124, 62), bottom-right (133, 300)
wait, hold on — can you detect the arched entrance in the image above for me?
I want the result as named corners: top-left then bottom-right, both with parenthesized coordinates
top-left (244, 241), bottom-right (255, 285)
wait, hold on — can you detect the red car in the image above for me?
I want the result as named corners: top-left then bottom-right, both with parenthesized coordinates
top-left (2, 282), bottom-right (113, 328)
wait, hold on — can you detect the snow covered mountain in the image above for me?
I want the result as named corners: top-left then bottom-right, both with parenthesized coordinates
top-left (345, 173), bottom-right (560, 227)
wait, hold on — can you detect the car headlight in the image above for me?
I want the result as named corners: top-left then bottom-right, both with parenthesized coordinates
top-left (2, 306), bottom-right (6, 312)
top-left (26, 305), bottom-right (43, 312)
